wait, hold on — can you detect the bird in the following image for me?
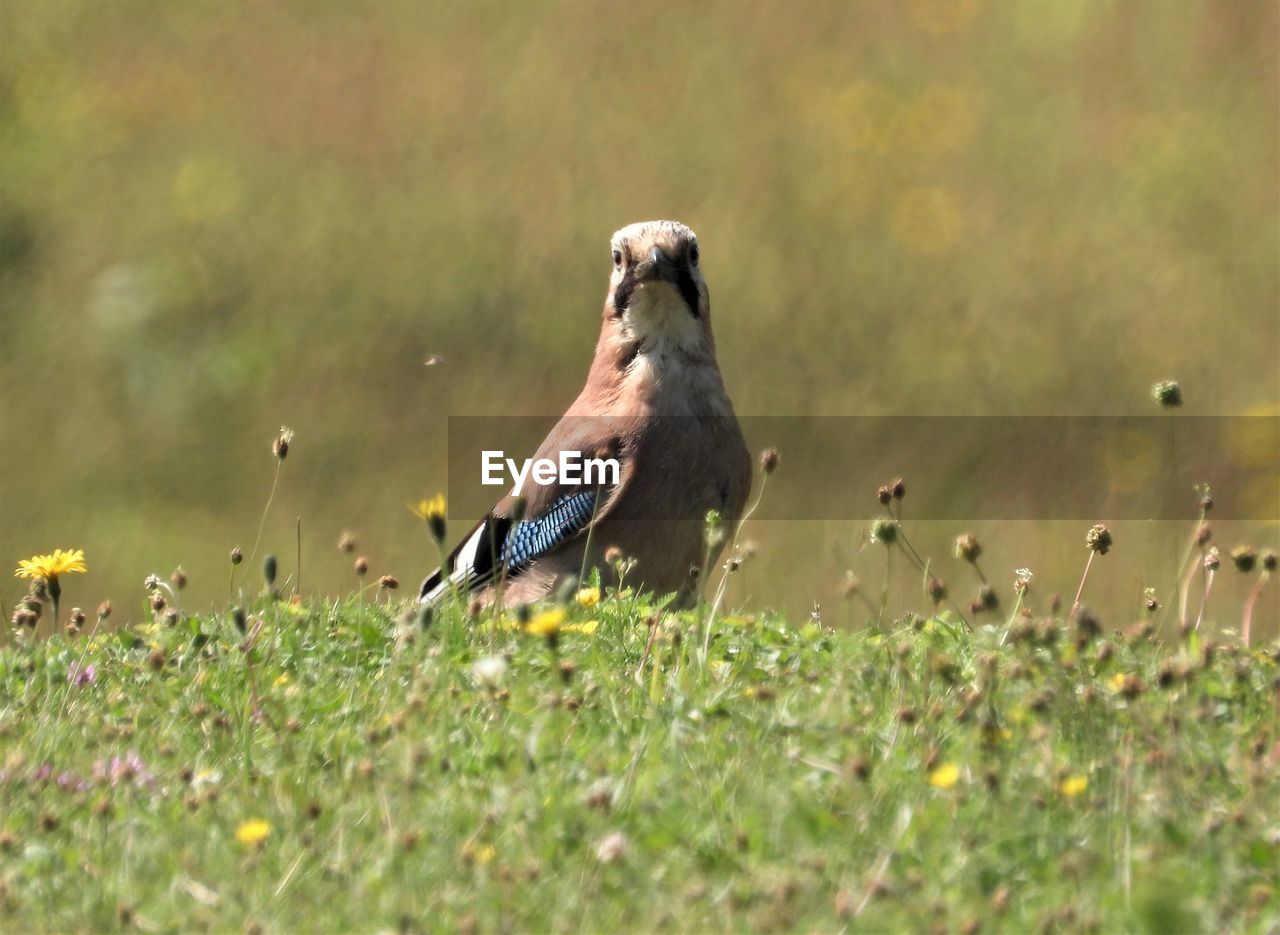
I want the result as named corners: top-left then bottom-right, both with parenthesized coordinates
top-left (419, 220), bottom-right (752, 610)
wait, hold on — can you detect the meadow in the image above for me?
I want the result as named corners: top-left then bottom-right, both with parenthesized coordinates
top-left (3, 483), bottom-right (1278, 930)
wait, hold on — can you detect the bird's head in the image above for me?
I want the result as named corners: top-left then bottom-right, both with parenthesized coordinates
top-left (606, 220), bottom-right (709, 351)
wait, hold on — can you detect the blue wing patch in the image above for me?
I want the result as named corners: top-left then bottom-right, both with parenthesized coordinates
top-left (501, 489), bottom-right (600, 573)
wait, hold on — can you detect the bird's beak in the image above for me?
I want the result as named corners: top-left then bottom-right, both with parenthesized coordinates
top-left (635, 246), bottom-right (680, 284)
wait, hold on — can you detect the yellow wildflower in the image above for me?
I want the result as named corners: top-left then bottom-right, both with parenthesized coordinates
top-left (1059, 775), bottom-right (1088, 797)
top-left (273, 673), bottom-right (290, 687)
top-left (575, 587), bottom-right (601, 608)
top-left (928, 763), bottom-right (961, 790)
top-left (1106, 672), bottom-right (1127, 693)
top-left (525, 608), bottom-right (565, 638)
top-left (461, 843), bottom-right (496, 866)
top-left (14, 548), bottom-right (87, 581)
top-left (564, 619), bottom-right (598, 635)
top-left (235, 819), bottom-right (271, 846)
top-left (408, 494), bottom-right (448, 542)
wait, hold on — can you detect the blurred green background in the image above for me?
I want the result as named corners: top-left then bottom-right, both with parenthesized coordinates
top-left (2, 0), bottom-right (1277, 634)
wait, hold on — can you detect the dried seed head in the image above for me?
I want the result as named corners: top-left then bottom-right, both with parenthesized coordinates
top-left (1195, 523), bottom-right (1212, 547)
top-left (170, 567), bottom-right (187, 590)
top-left (1085, 524), bottom-right (1112, 555)
top-left (97, 600), bottom-right (112, 620)
top-left (231, 607), bottom-right (246, 634)
top-left (338, 533), bottom-right (356, 554)
top-left (1263, 550), bottom-right (1277, 573)
top-left (69, 607), bottom-right (86, 627)
top-left (1072, 605), bottom-right (1101, 644)
top-left (978, 585), bottom-right (999, 611)
top-left (891, 477), bottom-right (905, 500)
top-left (149, 591), bottom-right (166, 613)
top-left (877, 485), bottom-right (892, 505)
top-left (703, 509), bottom-right (725, 548)
top-left (1013, 568), bottom-right (1033, 596)
top-left (272, 426), bottom-right (294, 460)
top-left (1143, 588), bottom-right (1159, 613)
top-left (604, 546), bottom-right (624, 565)
top-left (263, 555), bottom-right (278, 586)
top-left (1119, 675), bottom-right (1145, 700)
top-left (1151, 380), bottom-right (1182, 408)
top-left (759, 447), bottom-right (781, 475)
top-left (1230, 546), bottom-right (1257, 574)
top-left (354, 555), bottom-right (369, 576)
top-left (1204, 547), bottom-right (1220, 571)
top-left (954, 533), bottom-right (982, 564)
top-left (144, 574), bottom-right (161, 591)
top-left (378, 575), bottom-right (399, 590)
top-left (163, 609), bottom-right (179, 627)
top-left (230, 547), bottom-right (243, 565)
top-left (926, 576), bottom-right (947, 606)
top-left (509, 495), bottom-right (529, 524)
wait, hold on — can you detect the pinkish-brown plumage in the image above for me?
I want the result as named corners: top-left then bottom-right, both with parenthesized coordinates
top-left (420, 220), bottom-right (752, 609)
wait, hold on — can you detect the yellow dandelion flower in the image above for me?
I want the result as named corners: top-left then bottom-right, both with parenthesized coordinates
top-left (408, 494), bottom-right (446, 521)
top-left (273, 673), bottom-right (290, 687)
top-left (575, 587), bottom-right (601, 608)
top-left (15, 548), bottom-right (87, 581)
top-left (525, 608), bottom-right (565, 638)
top-left (928, 763), bottom-right (961, 789)
top-left (408, 494), bottom-right (448, 542)
top-left (564, 619), bottom-right (598, 635)
top-left (1106, 672), bottom-right (1127, 693)
top-left (234, 819), bottom-right (271, 846)
top-left (1059, 775), bottom-right (1088, 797)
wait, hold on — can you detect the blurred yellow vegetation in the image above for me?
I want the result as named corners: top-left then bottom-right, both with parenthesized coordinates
top-left (172, 154), bottom-right (243, 223)
top-left (907, 0), bottom-right (981, 35)
top-left (891, 187), bottom-right (963, 254)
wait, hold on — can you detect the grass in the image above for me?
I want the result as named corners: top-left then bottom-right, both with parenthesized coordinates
top-left (2, 587), bottom-right (1277, 932)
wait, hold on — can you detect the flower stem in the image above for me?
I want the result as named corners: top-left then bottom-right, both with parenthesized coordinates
top-left (1241, 572), bottom-right (1269, 647)
top-left (1072, 551), bottom-right (1095, 614)
top-left (1195, 567), bottom-right (1215, 631)
top-left (243, 459), bottom-right (283, 592)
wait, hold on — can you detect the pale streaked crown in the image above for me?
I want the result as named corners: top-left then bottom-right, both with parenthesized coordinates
top-left (610, 220), bottom-right (698, 260)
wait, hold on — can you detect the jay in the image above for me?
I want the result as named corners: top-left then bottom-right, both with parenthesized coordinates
top-left (419, 220), bottom-right (752, 608)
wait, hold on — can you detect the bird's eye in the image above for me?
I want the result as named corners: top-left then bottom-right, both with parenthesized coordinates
top-left (689, 243), bottom-right (699, 266)
top-left (612, 249), bottom-right (623, 268)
